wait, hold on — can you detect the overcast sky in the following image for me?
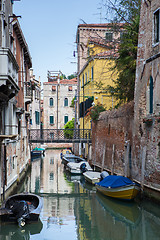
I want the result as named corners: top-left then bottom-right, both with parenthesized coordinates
top-left (13, 0), bottom-right (108, 83)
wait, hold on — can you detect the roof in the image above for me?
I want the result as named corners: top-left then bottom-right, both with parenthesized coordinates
top-left (13, 20), bottom-right (32, 68)
top-left (78, 23), bottom-right (124, 28)
top-left (43, 78), bottom-right (77, 85)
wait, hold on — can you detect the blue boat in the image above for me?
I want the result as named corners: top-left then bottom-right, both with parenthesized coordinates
top-left (95, 175), bottom-right (140, 200)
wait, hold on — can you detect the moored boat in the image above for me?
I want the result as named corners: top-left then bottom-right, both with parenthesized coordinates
top-left (83, 170), bottom-right (109, 185)
top-left (0, 193), bottom-right (42, 227)
top-left (95, 175), bottom-right (140, 200)
top-left (66, 161), bottom-right (92, 174)
top-left (83, 171), bottom-right (101, 185)
top-left (62, 154), bottom-right (85, 166)
top-left (31, 147), bottom-right (45, 159)
top-left (60, 149), bottom-right (72, 159)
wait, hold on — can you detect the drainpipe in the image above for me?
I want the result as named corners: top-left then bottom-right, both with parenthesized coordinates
top-left (3, 144), bottom-right (6, 201)
top-left (57, 77), bottom-right (60, 129)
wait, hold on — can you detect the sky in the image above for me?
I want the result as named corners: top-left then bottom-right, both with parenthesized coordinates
top-left (13, 0), bottom-right (108, 83)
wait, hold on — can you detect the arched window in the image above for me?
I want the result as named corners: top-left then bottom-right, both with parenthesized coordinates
top-left (64, 98), bottom-right (68, 107)
top-left (149, 76), bottom-right (153, 114)
top-left (49, 98), bottom-right (54, 107)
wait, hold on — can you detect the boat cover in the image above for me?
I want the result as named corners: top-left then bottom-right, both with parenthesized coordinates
top-left (96, 175), bottom-right (134, 188)
top-left (33, 147), bottom-right (45, 151)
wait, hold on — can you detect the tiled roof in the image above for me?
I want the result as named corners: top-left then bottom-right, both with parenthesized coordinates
top-left (43, 78), bottom-right (77, 85)
top-left (78, 23), bottom-right (124, 28)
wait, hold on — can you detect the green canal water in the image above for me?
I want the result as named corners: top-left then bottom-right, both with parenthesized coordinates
top-left (0, 149), bottom-right (160, 240)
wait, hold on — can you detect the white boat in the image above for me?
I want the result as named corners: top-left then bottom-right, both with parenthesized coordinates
top-left (83, 171), bottom-right (101, 185)
top-left (62, 154), bottom-right (85, 166)
top-left (66, 161), bottom-right (92, 174)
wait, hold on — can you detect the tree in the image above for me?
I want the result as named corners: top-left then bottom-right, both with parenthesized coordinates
top-left (67, 74), bottom-right (77, 80)
top-left (64, 118), bottom-right (74, 139)
top-left (86, 103), bottom-right (106, 122)
top-left (102, 0), bottom-right (141, 106)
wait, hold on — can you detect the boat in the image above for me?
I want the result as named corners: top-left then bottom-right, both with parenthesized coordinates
top-left (83, 171), bottom-right (101, 185)
top-left (62, 154), bottom-right (85, 166)
top-left (95, 175), bottom-right (140, 200)
top-left (31, 147), bottom-right (45, 159)
top-left (60, 148), bottom-right (72, 159)
top-left (0, 193), bottom-right (42, 227)
top-left (66, 161), bottom-right (92, 174)
top-left (83, 170), bottom-right (109, 185)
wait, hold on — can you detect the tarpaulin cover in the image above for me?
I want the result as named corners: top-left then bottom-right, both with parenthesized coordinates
top-left (33, 147), bottom-right (45, 151)
top-left (97, 175), bottom-right (134, 188)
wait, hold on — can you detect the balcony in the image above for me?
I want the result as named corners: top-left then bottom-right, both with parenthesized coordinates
top-left (24, 82), bottom-right (32, 104)
top-left (0, 48), bottom-right (19, 102)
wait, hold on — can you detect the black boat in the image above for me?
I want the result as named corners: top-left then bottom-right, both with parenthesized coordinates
top-left (0, 193), bottom-right (42, 227)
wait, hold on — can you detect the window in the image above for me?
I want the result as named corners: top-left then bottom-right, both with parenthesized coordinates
top-left (154, 9), bottom-right (160, 44)
top-left (50, 115), bottom-right (54, 125)
top-left (68, 86), bottom-right (72, 91)
top-left (91, 66), bottom-right (94, 81)
top-left (49, 98), bottom-right (54, 107)
top-left (64, 115), bottom-right (68, 124)
top-left (106, 32), bottom-right (113, 42)
top-left (35, 111), bottom-right (40, 125)
top-left (149, 76), bottom-right (153, 114)
top-left (85, 73), bottom-right (87, 84)
top-left (50, 172), bottom-right (54, 180)
top-left (52, 86), bottom-right (56, 92)
top-left (50, 132), bottom-right (54, 139)
top-left (82, 74), bottom-right (84, 86)
top-left (64, 98), bottom-right (68, 106)
top-left (50, 158), bottom-right (54, 164)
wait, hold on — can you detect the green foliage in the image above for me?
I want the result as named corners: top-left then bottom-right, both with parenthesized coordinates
top-left (89, 104), bottom-right (106, 122)
top-left (60, 74), bottom-right (67, 80)
top-left (64, 118), bottom-right (75, 139)
top-left (67, 74), bottom-right (77, 80)
top-left (103, 0), bottom-right (141, 106)
top-left (70, 97), bottom-right (75, 108)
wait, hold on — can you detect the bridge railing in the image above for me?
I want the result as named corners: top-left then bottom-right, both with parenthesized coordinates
top-left (29, 129), bottom-right (91, 143)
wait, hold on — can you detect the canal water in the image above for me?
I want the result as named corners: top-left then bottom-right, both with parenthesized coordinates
top-left (0, 149), bottom-right (160, 240)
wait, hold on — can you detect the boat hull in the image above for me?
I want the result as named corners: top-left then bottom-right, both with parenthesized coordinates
top-left (0, 193), bottom-right (42, 223)
top-left (96, 184), bottom-right (140, 200)
top-left (83, 171), bottom-right (101, 185)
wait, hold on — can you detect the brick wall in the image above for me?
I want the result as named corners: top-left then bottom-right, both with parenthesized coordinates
top-left (91, 101), bottom-right (134, 177)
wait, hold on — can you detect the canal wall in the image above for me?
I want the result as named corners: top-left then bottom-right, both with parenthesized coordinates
top-left (91, 101), bottom-right (160, 202)
top-left (91, 101), bottom-right (134, 177)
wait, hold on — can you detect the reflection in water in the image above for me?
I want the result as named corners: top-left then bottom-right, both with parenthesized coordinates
top-left (0, 220), bottom-right (43, 240)
top-left (1, 149), bottom-right (160, 240)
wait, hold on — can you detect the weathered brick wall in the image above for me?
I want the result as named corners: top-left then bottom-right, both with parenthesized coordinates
top-left (91, 102), bottom-right (134, 176)
top-left (133, 0), bottom-right (160, 198)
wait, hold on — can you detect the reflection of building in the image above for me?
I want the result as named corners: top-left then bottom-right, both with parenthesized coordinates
top-left (31, 158), bottom-right (41, 193)
top-left (43, 71), bottom-right (77, 129)
top-left (40, 150), bottom-right (73, 194)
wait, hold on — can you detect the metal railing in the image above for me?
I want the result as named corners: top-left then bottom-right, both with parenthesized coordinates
top-left (29, 129), bottom-right (91, 143)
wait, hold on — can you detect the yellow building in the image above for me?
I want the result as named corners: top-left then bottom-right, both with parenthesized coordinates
top-left (78, 37), bottom-right (118, 130)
